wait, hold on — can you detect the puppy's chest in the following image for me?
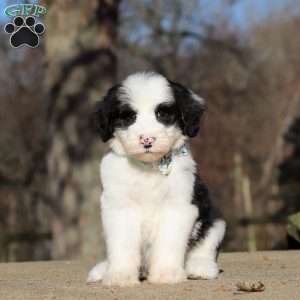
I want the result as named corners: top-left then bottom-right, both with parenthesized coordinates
top-left (102, 153), bottom-right (194, 207)
top-left (129, 172), bottom-right (170, 240)
top-left (127, 169), bottom-right (169, 206)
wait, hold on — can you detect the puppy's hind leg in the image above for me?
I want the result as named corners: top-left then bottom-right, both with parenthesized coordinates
top-left (87, 261), bottom-right (107, 283)
top-left (185, 219), bottom-right (226, 280)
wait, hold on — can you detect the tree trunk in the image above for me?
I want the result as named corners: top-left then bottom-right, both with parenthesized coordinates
top-left (45, 0), bottom-right (120, 259)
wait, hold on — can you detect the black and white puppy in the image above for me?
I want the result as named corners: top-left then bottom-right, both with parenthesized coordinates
top-left (87, 72), bottom-right (226, 286)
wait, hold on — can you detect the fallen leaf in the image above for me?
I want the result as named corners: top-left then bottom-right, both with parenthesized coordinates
top-left (280, 265), bottom-right (286, 269)
top-left (236, 281), bottom-right (265, 292)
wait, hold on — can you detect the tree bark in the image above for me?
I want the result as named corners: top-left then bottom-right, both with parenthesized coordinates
top-left (45, 0), bottom-right (120, 259)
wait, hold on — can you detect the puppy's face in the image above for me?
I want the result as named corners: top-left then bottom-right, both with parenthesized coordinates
top-left (93, 73), bottom-right (206, 162)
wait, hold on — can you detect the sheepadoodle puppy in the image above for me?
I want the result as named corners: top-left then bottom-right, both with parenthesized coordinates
top-left (87, 72), bottom-right (226, 286)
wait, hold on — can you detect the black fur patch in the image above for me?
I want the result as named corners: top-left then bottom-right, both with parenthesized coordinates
top-left (168, 81), bottom-right (206, 137)
top-left (188, 174), bottom-right (223, 250)
top-left (93, 84), bottom-right (137, 142)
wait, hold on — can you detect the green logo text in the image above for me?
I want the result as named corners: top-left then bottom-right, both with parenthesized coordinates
top-left (5, 4), bottom-right (47, 17)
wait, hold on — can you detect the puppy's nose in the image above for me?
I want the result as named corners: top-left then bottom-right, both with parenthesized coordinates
top-left (139, 135), bottom-right (156, 149)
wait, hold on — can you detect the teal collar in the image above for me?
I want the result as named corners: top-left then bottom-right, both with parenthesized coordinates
top-left (127, 143), bottom-right (190, 176)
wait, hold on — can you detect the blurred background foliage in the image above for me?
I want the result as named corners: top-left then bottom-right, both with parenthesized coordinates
top-left (0, 0), bottom-right (300, 262)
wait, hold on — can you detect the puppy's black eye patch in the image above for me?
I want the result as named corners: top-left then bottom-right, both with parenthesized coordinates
top-left (114, 105), bottom-right (137, 128)
top-left (155, 103), bottom-right (178, 126)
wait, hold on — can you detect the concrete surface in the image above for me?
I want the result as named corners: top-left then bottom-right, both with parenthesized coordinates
top-left (0, 251), bottom-right (299, 300)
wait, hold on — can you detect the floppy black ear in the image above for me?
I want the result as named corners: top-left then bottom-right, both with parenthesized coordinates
top-left (169, 81), bottom-right (206, 137)
top-left (92, 84), bottom-right (120, 142)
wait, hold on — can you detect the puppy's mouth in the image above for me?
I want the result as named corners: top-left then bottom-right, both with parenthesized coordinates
top-left (134, 151), bottom-right (166, 162)
top-left (126, 146), bottom-right (169, 162)
top-left (120, 139), bottom-right (170, 162)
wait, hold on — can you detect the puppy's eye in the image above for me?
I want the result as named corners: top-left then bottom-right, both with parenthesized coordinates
top-left (119, 110), bottom-right (135, 120)
top-left (156, 110), bottom-right (167, 118)
top-left (115, 108), bottom-right (136, 128)
top-left (155, 104), bottom-right (177, 125)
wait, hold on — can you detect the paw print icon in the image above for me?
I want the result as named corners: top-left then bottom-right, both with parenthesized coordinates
top-left (4, 16), bottom-right (45, 48)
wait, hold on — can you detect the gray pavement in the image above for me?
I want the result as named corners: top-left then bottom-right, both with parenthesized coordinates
top-left (0, 251), bottom-right (299, 300)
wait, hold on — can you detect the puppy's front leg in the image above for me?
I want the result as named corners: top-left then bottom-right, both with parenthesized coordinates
top-left (102, 204), bottom-right (141, 286)
top-left (148, 204), bottom-right (197, 284)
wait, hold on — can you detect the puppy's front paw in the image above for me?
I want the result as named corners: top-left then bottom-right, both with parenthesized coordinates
top-left (102, 272), bottom-right (140, 287)
top-left (148, 268), bottom-right (186, 284)
top-left (87, 261), bottom-right (107, 283)
top-left (186, 258), bottom-right (219, 280)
